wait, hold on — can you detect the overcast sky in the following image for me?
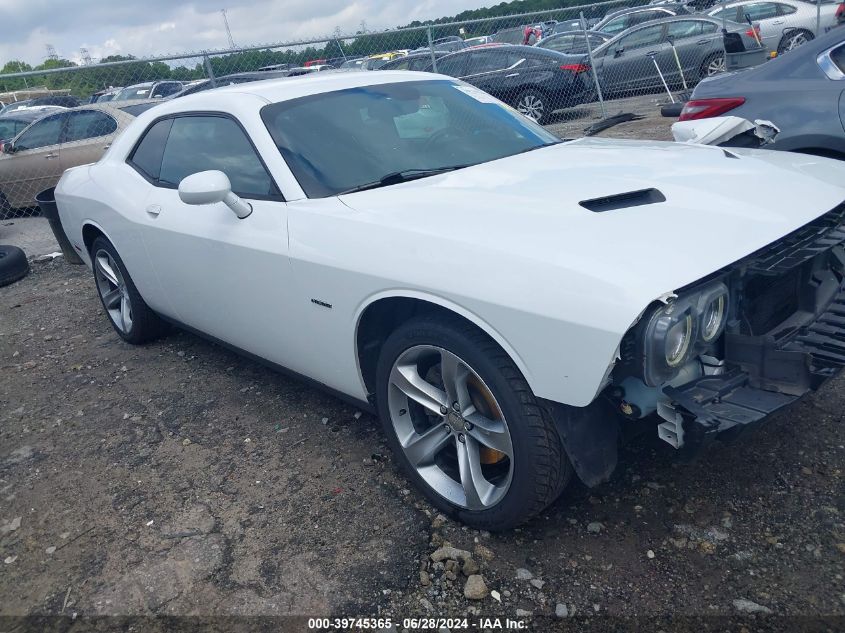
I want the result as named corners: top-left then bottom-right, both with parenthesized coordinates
top-left (0, 0), bottom-right (496, 67)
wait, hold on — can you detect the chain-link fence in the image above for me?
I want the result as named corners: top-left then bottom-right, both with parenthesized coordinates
top-left (0, 0), bottom-right (840, 218)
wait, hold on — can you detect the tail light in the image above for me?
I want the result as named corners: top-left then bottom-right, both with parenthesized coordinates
top-left (836, 3), bottom-right (844, 19)
top-left (679, 97), bottom-right (746, 121)
top-left (560, 63), bottom-right (590, 73)
top-left (745, 25), bottom-right (762, 39)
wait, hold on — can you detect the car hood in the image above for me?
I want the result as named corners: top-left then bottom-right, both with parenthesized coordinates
top-left (339, 138), bottom-right (845, 306)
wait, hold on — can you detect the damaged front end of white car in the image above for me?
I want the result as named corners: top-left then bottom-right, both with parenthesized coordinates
top-left (604, 202), bottom-right (845, 455)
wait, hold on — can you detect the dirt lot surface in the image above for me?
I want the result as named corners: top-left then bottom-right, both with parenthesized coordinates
top-left (1, 111), bottom-right (844, 632)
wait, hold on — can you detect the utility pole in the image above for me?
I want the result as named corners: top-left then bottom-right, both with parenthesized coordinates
top-left (221, 9), bottom-right (236, 49)
top-left (45, 44), bottom-right (58, 60)
top-left (80, 47), bottom-right (93, 65)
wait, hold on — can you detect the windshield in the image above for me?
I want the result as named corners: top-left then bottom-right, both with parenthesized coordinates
top-left (261, 80), bottom-right (559, 198)
top-left (114, 86), bottom-right (152, 101)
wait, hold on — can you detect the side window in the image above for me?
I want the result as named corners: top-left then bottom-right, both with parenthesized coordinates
top-left (542, 35), bottom-right (577, 53)
top-left (601, 16), bottom-right (628, 35)
top-left (629, 10), bottom-right (666, 27)
top-left (152, 83), bottom-right (181, 98)
top-left (64, 111), bottom-right (117, 142)
top-left (666, 20), bottom-right (705, 40)
top-left (14, 113), bottom-right (66, 150)
top-left (436, 55), bottom-right (470, 77)
top-left (408, 58), bottom-right (429, 71)
top-left (128, 118), bottom-right (174, 181)
top-left (776, 3), bottom-right (797, 15)
top-left (388, 59), bottom-right (412, 70)
top-left (618, 25), bottom-right (665, 51)
top-left (710, 6), bottom-right (740, 21)
top-left (742, 3), bottom-right (779, 20)
top-left (158, 116), bottom-right (277, 198)
top-left (701, 22), bottom-right (718, 34)
top-left (468, 51), bottom-right (510, 74)
top-left (830, 43), bottom-right (845, 74)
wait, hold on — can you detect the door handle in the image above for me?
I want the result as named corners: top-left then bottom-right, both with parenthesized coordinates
top-left (772, 19), bottom-right (784, 24)
top-left (645, 51), bottom-right (658, 56)
top-left (45, 153), bottom-right (58, 159)
top-left (146, 204), bottom-right (161, 217)
top-left (696, 39), bottom-right (710, 45)
top-left (103, 144), bottom-right (111, 150)
top-left (505, 72), bottom-right (520, 77)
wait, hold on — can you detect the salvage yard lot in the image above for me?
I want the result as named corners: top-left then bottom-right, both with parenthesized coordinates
top-left (1, 114), bottom-right (844, 629)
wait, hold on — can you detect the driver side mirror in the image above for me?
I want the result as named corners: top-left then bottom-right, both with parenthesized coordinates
top-left (614, 47), bottom-right (625, 58)
top-left (178, 170), bottom-right (252, 219)
top-left (1, 142), bottom-right (15, 154)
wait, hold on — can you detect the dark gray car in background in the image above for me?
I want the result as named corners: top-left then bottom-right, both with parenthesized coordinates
top-left (681, 28), bottom-right (845, 158)
top-left (555, 15), bottom-right (759, 96)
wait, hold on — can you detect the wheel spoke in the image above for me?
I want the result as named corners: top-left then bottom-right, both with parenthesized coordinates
top-left (96, 255), bottom-right (119, 286)
top-left (440, 350), bottom-right (471, 413)
top-left (402, 424), bottom-right (451, 466)
top-left (121, 295), bottom-right (132, 332)
top-left (465, 411), bottom-right (513, 457)
top-left (457, 436), bottom-right (494, 509)
top-left (101, 288), bottom-right (121, 310)
top-left (390, 363), bottom-right (448, 416)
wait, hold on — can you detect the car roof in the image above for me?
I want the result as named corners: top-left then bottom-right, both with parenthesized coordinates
top-left (602, 4), bottom-right (679, 19)
top-left (137, 71), bottom-right (451, 117)
top-left (0, 106), bottom-right (65, 122)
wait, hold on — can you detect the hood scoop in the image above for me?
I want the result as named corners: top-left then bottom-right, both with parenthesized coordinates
top-left (579, 188), bottom-right (666, 213)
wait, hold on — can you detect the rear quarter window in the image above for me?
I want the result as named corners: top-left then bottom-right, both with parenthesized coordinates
top-left (128, 118), bottom-right (173, 181)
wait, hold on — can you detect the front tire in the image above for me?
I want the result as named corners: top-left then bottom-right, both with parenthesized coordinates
top-left (375, 315), bottom-right (572, 530)
top-left (514, 89), bottom-right (550, 125)
top-left (90, 236), bottom-right (166, 344)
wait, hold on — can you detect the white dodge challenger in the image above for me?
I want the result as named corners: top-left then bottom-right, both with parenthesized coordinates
top-left (55, 71), bottom-right (845, 529)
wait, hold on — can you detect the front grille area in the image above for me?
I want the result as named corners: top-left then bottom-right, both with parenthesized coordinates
top-left (746, 202), bottom-right (845, 275)
top-left (740, 267), bottom-right (801, 336)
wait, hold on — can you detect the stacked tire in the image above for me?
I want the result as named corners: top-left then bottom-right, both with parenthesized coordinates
top-left (0, 245), bottom-right (29, 287)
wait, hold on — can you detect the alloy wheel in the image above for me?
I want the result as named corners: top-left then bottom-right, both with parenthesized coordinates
top-left (387, 345), bottom-right (514, 510)
top-left (94, 249), bottom-right (133, 334)
top-left (784, 32), bottom-right (809, 51)
top-left (517, 94), bottom-right (545, 121)
top-left (706, 55), bottom-right (726, 76)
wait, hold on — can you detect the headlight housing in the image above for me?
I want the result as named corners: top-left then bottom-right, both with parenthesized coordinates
top-left (628, 282), bottom-right (729, 387)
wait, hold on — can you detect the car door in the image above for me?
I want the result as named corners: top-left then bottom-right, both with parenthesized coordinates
top-left (130, 113), bottom-right (296, 361)
top-left (60, 109), bottom-right (118, 173)
top-left (0, 111), bottom-right (67, 208)
top-left (726, 2), bottom-right (781, 49)
top-left (601, 24), bottom-right (667, 93)
top-left (662, 19), bottom-right (721, 83)
top-left (462, 50), bottom-right (515, 100)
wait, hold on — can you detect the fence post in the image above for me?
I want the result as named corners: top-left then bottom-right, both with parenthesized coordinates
top-left (426, 26), bottom-right (438, 73)
top-left (580, 11), bottom-right (606, 120)
top-left (203, 53), bottom-right (217, 88)
top-left (816, 0), bottom-right (821, 35)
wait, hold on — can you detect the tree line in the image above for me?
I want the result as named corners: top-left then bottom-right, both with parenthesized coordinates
top-left (0, 0), bottom-right (629, 98)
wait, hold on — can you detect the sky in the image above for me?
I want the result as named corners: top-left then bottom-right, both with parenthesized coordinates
top-left (0, 0), bottom-right (496, 67)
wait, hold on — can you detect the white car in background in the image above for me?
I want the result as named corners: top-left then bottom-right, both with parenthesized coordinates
top-left (707, 0), bottom-right (843, 52)
top-left (55, 72), bottom-right (845, 529)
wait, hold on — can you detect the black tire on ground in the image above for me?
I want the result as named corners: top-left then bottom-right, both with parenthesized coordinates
top-left (375, 315), bottom-right (573, 530)
top-left (777, 29), bottom-right (814, 54)
top-left (0, 245), bottom-right (30, 287)
top-left (660, 101), bottom-right (685, 118)
top-left (90, 236), bottom-right (167, 344)
top-left (699, 52), bottom-right (725, 80)
top-left (514, 88), bottom-right (550, 125)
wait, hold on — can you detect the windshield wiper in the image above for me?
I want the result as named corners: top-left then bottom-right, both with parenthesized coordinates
top-left (337, 165), bottom-right (470, 195)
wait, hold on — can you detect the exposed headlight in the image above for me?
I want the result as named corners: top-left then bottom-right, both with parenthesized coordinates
top-left (700, 293), bottom-right (727, 343)
top-left (627, 281), bottom-right (729, 387)
top-left (665, 314), bottom-right (693, 367)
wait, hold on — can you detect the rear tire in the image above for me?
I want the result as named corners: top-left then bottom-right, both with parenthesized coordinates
top-left (0, 245), bottom-right (30, 287)
top-left (514, 89), bottom-right (550, 125)
top-left (778, 29), bottom-right (813, 54)
top-left (699, 52), bottom-right (725, 79)
top-left (375, 315), bottom-right (572, 530)
top-left (90, 236), bottom-right (166, 344)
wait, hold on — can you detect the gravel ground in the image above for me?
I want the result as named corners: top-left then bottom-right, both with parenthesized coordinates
top-left (1, 109), bottom-right (844, 632)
